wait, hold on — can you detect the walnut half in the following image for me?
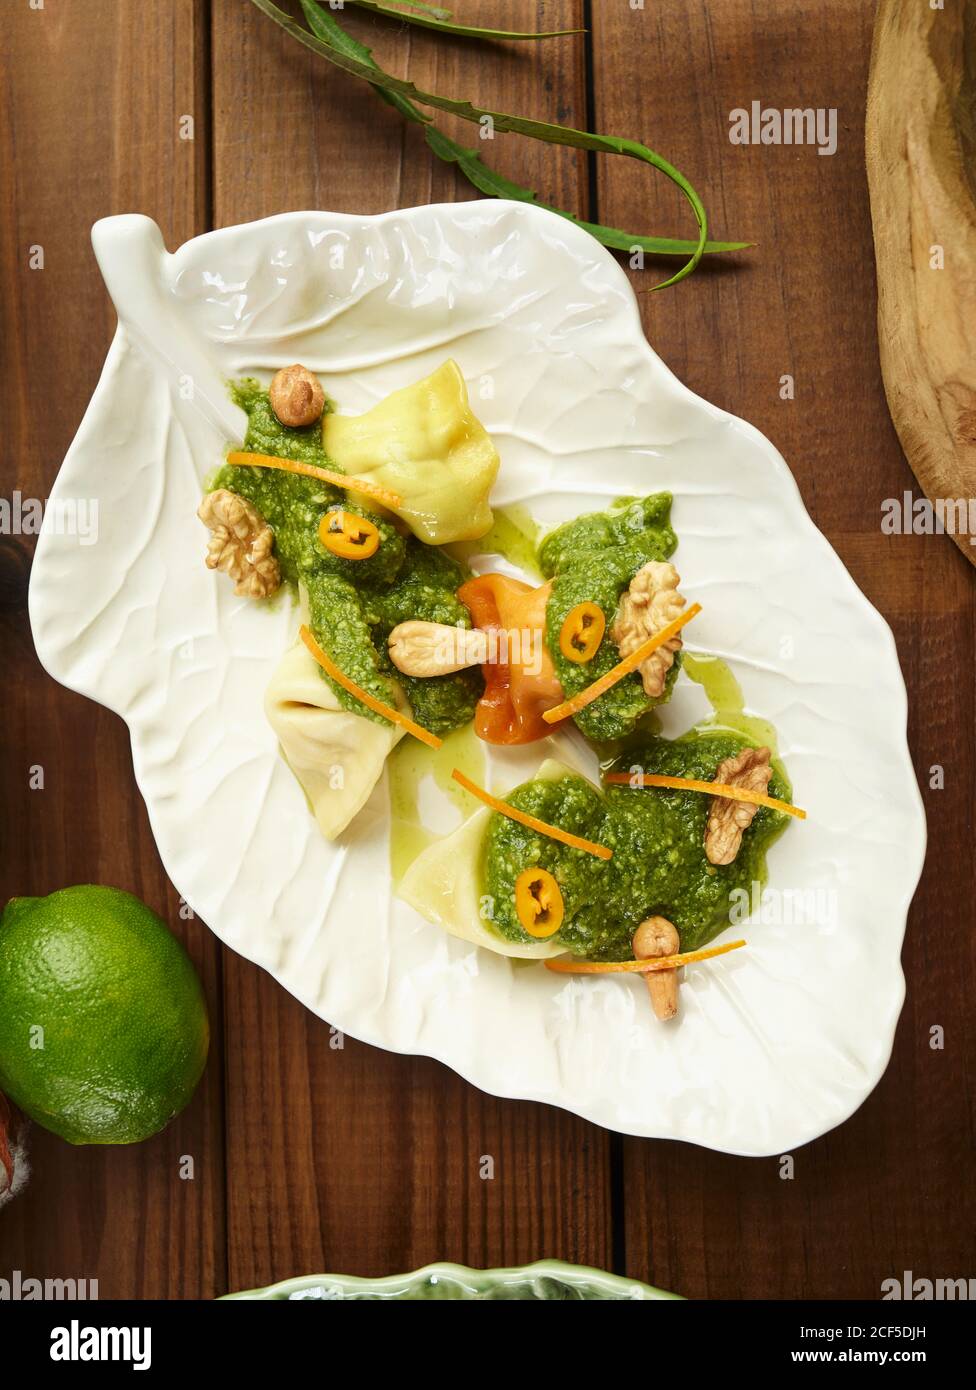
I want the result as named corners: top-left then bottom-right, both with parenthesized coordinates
top-left (198, 488), bottom-right (280, 600)
top-left (704, 745), bottom-right (773, 866)
top-left (610, 561), bottom-right (686, 698)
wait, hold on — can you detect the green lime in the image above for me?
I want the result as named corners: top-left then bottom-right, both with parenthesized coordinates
top-left (0, 886), bottom-right (209, 1145)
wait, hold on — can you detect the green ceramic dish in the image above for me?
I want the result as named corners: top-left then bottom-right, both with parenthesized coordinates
top-left (221, 1259), bottom-right (680, 1301)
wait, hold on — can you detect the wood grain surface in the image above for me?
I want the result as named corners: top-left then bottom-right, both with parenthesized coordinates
top-left (0, 0), bottom-right (972, 1301)
top-left (866, 0), bottom-right (976, 570)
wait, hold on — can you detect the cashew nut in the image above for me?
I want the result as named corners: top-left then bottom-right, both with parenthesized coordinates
top-left (388, 621), bottom-right (489, 678)
top-left (632, 915), bottom-right (681, 1021)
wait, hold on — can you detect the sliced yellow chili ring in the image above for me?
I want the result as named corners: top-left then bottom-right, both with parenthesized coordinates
top-left (543, 602), bottom-right (702, 724)
top-left (319, 509), bottom-right (380, 560)
top-left (559, 601), bottom-right (606, 664)
top-left (515, 867), bottom-right (564, 938)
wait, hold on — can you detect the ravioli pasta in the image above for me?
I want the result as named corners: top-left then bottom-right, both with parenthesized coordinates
top-left (265, 638), bottom-right (404, 841)
top-left (398, 760), bottom-right (574, 960)
top-left (324, 359), bottom-right (500, 544)
top-left (400, 744), bottom-right (792, 961)
top-left (198, 352), bottom-right (799, 1019)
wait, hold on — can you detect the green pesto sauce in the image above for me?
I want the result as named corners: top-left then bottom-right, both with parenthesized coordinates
top-left (483, 731), bottom-right (791, 960)
top-left (539, 494), bottom-right (679, 741)
top-left (210, 381), bottom-right (481, 736)
top-left (681, 651), bottom-right (782, 756)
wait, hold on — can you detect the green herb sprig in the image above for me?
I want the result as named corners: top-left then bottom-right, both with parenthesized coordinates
top-left (250, 0), bottom-right (750, 288)
top-left (345, 0), bottom-right (583, 40)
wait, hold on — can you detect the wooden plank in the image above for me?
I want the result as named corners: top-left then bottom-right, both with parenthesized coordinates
top-left (0, 0), bottom-right (223, 1299)
top-left (7, 0), bottom-right (967, 1304)
top-left (212, 0), bottom-right (587, 222)
top-left (592, 0), bottom-right (975, 1298)
top-left (223, 973), bottom-right (611, 1287)
top-left (212, 0), bottom-right (614, 1292)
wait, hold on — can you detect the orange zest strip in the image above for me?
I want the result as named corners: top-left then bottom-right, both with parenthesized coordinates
top-left (450, 768), bottom-right (613, 860)
top-left (299, 625), bottom-right (442, 750)
top-left (544, 938), bottom-right (746, 975)
top-left (227, 451), bottom-right (402, 510)
top-left (542, 602), bottom-right (702, 724)
top-left (604, 772), bottom-right (805, 820)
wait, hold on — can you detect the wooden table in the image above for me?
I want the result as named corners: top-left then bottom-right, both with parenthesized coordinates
top-left (1, 0), bottom-right (972, 1301)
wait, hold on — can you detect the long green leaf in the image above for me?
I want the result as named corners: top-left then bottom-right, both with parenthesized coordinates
top-left (424, 127), bottom-right (749, 256)
top-left (301, 0), bottom-right (425, 124)
top-left (377, 0), bottom-right (453, 17)
top-left (345, 0), bottom-right (581, 40)
top-left (302, 0), bottom-right (747, 258)
top-left (256, 0), bottom-right (735, 286)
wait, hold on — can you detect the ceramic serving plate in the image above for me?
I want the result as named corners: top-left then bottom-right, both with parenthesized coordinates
top-left (29, 203), bottom-right (926, 1155)
top-left (221, 1259), bottom-right (678, 1301)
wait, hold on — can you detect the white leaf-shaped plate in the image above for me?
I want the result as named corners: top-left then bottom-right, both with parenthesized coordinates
top-left (29, 205), bottom-right (925, 1155)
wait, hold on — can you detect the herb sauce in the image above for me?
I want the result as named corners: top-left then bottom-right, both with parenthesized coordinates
top-left (540, 494), bottom-right (679, 740)
top-left (210, 381), bottom-right (481, 736)
top-left (483, 732), bottom-right (791, 959)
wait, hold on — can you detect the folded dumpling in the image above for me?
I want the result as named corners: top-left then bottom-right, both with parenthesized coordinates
top-left (398, 760), bottom-right (573, 959)
top-left (265, 638), bottom-right (403, 840)
top-left (323, 360), bottom-right (499, 545)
